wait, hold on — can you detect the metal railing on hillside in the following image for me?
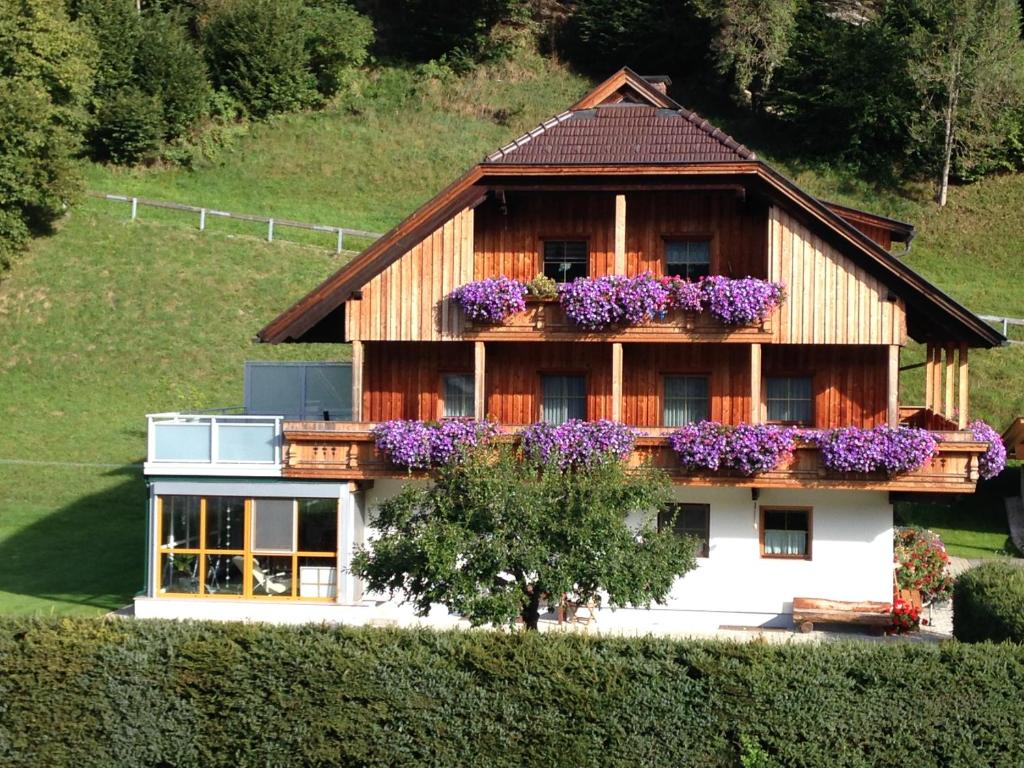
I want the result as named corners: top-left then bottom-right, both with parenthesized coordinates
top-left (978, 315), bottom-right (1024, 345)
top-left (91, 192), bottom-right (383, 253)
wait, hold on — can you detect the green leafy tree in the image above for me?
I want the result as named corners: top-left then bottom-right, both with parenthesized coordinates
top-left (0, 0), bottom-right (95, 272)
top-left (902, 0), bottom-right (1024, 205)
top-left (353, 447), bottom-right (698, 630)
top-left (302, 1), bottom-right (374, 99)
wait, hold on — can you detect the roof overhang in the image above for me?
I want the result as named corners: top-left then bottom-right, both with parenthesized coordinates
top-left (1003, 417), bottom-right (1024, 460)
top-left (257, 161), bottom-right (1005, 349)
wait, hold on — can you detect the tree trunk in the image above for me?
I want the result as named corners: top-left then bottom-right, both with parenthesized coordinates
top-left (937, 63), bottom-right (961, 207)
top-left (521, 587), bottom-right (542, 631)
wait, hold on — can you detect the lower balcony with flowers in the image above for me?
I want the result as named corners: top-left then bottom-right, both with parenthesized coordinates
top-left (281, 418), bottom-right (995, 492)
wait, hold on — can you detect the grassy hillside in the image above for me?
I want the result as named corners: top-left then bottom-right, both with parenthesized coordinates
top-left (0, 58), bottom-right (1020, 614)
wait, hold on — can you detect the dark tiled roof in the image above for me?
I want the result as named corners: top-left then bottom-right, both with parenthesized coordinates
top-left (485, 104), bottom-right (755, 165)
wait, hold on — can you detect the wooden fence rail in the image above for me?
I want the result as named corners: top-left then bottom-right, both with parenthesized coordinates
top-left (978, 315), bottom-right (1024, 345)
top-left (90, 191), bottom-right (383, 253)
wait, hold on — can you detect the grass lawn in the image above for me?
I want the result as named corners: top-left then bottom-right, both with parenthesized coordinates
top-left (896, 488), bottom-right (1020, 559)
top-left (1, 56), bottom-right (1022, 615)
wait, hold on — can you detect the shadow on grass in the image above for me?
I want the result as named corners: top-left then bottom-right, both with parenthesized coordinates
top-left (0, 464), bottom-right (146, 614)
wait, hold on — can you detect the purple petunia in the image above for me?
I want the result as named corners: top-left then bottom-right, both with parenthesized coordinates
top-left (668, 422), bottom-right (795, 475)
top-left (969, 420), bottom-right (1007, 480)
top-left (520, 419), bottom-right (640, 469)
top-left (372, 419), bottom-right (498, 469)
top-left (450, 277), bottom-right (527, 323)
top-left (700, 276), bottom-right (785, 326)
top-left (667, 421), bottom-right (730, 471)
top-left (812, 425), bottom-right (938, 475)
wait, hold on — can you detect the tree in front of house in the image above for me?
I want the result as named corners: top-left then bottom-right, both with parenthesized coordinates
top-left (352, 446), bottom-right (698, 630)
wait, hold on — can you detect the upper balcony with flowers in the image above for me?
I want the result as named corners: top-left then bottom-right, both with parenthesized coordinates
top-left (450, 273), bottom-right (783, 342)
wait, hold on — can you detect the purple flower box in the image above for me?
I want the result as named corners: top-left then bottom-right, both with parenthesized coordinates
top-left (968, 420), bottom-right (1007, 480)
top-left (520, 419), bottom-right (641, 469)
top-left (371, 419), bottom-right (498, 469)
top-left (810, 426), bottom-right (938, 475)
top-left (668, 421), bottom-right (795, 475)
top-left (450, 277), bottom-right (527, 323)
top-left (700, 276), bottom-right (785, 326)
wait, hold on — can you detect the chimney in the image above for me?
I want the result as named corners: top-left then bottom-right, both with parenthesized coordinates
top-left (642, 75), bottom-right (672, 95)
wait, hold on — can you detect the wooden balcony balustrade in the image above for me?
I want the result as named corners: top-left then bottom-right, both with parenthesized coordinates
top-left (282, 421), bottom-right (987, 492)
top-left (461, 296), bottom-right (773, 343)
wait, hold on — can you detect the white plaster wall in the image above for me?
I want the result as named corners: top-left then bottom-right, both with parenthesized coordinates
top-left (137, 480), bottom-right (893, 634)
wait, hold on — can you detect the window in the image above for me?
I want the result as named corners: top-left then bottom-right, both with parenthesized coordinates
top-left (156, 495), bottom-right (338, 599)
top-left (766, 376), bottom-right (813, 424)
top-left (543, 240), bottom-right (588, 283)
top-left (760, 508), bottom-right (811, 559)
top-left (665, 240), bottom-right (711, 280)
top-left (442, 373), bottom-right (475, 418)
top-left (541, 374), bottom-right (586, 424)
top-left (658, 503), bottom-right (710, 557)
top-left (662, 375), bottom-right (709, 426)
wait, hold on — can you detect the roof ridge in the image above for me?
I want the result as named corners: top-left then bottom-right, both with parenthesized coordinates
top-left (484, 111), bottom-right (574, 163)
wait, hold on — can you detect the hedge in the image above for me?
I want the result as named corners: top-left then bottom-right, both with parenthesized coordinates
top-left (953, 561), bottom-right (1024, 643)
top-left (2, 619), bottom-right (1024, 767)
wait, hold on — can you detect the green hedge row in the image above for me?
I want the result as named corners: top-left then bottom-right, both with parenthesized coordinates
top-left (2, 619), bottom-right (1024, 767)
top-left (954, 561), bottom-right (1024, 643)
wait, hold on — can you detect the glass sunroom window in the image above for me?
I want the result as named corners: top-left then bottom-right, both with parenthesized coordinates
top-left (442, 374), bottom-right (475, 418)
top-left (541, 375), bottom-right (586, 424)
top-left (766, 376), bottom-right (813, 424)
top-left (543, 241), bottom-right (588, 283)
top-left (665, 240), bottom-right (711, 280)
top-left (663, 376), bottom-right (709, 426)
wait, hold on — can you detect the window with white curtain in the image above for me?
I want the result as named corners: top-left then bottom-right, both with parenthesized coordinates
top-left (662, 375), bottom-right (709, 426)
top-left (442, 374), bottom-right (475, 418)
top-left (761, 508), bottom-right (811, 559)
top-left (766, 376), bottom-right (813, 425)
top-left (541, 375), bottom-right (586, 424)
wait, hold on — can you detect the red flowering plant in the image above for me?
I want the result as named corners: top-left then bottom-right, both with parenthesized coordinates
top-left (894, 526), bottom-right (953, 603)
top-left (891, 595), bottom-right (921, 632)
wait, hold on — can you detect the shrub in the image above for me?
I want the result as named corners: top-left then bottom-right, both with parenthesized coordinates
top-left (526, 273), bottom-right (557, 297)
top-left (301, 0), bottom-right (374, 99)
top-left (953, 561), bottom-right (1024, 643)
top-left (894, 527), bottom-right (953, 603)
top-left (90, 88), bottom-right (165, 164)
top-left (2, 618), bottom-right (1024, 766)
top-left (201, 0), bottom-right (318, 117)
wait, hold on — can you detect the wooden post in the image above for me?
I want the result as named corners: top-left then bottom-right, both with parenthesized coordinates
top-left (614, 194), bottom-right (626, 274)
top-left (932, 345), bottom-right (942, 417)
top-left (958, 343), bottom-right (969, 429)
top-left (267, 218), bottom-right (275, 242)
top-left (199, 208), bottom-right (206, 231)
top-left (750, 343), bottom-right (762, 424)
top-left (923, 343), bottom-right (933, 412)
top-left (944, 344), bottom-right (955, 421)
top-left (351, 340), bottom-right (364, 422)
top-left (131, 197), bottom-right (138, 221)
top-left (611, 342), bottom-right (623, 422)
top-left (887, 345), bottom-right (900, 427)
top-left (474, 341), bottom-right (486, 421)
top-left (336, 229), bottom-right (344, 254)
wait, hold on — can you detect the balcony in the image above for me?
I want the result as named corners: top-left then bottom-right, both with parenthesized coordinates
top-left (281, 421), bottom-right (988, 493)
top-left (461, 296), bottom-right (773, 343)
top-left (145, 413), bottom-right (283, 477)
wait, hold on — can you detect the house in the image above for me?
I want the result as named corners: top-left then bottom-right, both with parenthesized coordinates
top-left (134, 69), bottom-right (1004, 632)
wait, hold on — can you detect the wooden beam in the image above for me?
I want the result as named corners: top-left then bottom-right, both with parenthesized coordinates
top-left (944, 344), bottom-right (955, 420)
top-left (351, 340), bottom-right (364, 421)
top-left (932, 345), bottom-right (943, 416)
top-left (750, 343), bottom-right (762, 423)
top-left (958, 343), bottom-right (969, 428)
top-left (611, 342), bottom-right (623, 422)
top-left (888, 345), bottom-right (900, 427)
top-left (923, 343), bottom-right (933, 411)
top-left (614, 194), bottom-right (626, 274)
top-left (474, 341), bottom-right (486, 420)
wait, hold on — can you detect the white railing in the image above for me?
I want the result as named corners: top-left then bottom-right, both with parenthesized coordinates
top-left (145, 413), bottom-right (283, 477)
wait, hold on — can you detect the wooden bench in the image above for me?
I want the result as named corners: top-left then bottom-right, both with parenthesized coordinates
top-left (792, 597), bottom-right (893, 633)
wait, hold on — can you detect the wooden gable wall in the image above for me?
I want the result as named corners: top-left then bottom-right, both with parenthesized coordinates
top-left (768, 207), bottom-right (906, 346)
top-left (345, 207), bottom-right (475, 342)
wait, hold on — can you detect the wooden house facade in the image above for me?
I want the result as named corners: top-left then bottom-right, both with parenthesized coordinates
top-left (136, 70), bottom-right (1004, 632)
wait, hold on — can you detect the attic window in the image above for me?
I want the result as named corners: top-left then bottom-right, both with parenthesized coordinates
top-left (543, 241), bottom-right (588, 283)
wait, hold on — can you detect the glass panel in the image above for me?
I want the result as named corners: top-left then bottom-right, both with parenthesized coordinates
top-left (253, 499), bottom-right (294, 552)
top-left (298, 557), bottom-right (337, 598)
top-left (543, 241), bottom-right (588, 282)
top-left (304, 364), bottom-right (352, 421)
top-left (666, 241), bottom-right (711, 280)
top-left (153, 423), bottom-right (211, 462)
top-left (541, 375), bottom-right (585, 424)
top-left (247, 364), bottom-right (303, 418)
top-left (160, 496), bottom-right (200, 549)
top-left (160, 553), bottom-right (200, 594)
top-left (298, 498), bottom-right (338, 552)
top-left (250, 555), bottom-right (293, 597)
top-left (663, 376), bottom-right (709, 426)
top-left (766, 377), bottom-right (813, 424)
top-left (658, 504), bottom-right (710, 557)
top-left (443, 374), bottom-right (475, 418)
top-left (204, 554), bottom-right (244, 595)
top-left (205, 497), bottom-right (245, 550)
top-left (217, 423), bottom-right (276, 463)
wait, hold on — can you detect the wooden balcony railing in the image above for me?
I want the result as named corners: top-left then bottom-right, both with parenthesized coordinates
top-left (282, 421), bottom-right (987, 493)
top-left (460, 296), bottom-right (773, 343)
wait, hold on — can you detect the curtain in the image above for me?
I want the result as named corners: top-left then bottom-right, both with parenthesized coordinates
top-left (663, 376), bottom-right (709, 426)
top-left (443, 374), bottom-right (475, 418)
top-left (542, 375), bottom-right (586, 424)
top-left (764, 529), bottom-right (807, 556)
